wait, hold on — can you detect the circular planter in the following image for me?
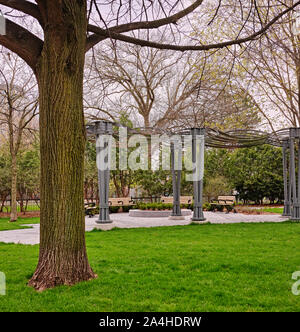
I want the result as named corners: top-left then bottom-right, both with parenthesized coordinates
top-left (129, 209), bottom-right (192, 218)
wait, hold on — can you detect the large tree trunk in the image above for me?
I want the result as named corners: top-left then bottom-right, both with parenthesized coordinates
top-left (10, 153), bottom-right (18, 222)
top-left (28, 1), bottom-right (96, 291)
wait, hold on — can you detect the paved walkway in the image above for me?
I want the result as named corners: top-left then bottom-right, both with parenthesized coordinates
top-left (0, 212), bottom-right (289, 245)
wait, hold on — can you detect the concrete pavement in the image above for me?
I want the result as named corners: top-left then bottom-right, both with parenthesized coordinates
top-left (0, 212), bottom-right (289, 245)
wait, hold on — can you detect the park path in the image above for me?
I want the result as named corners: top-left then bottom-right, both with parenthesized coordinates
top-left (0, 212), bottom-right (289, 245)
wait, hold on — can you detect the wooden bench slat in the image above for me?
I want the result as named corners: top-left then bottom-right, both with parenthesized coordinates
top-left (210, 195), bottom-right (236, 213)
top-left (109, 197), bottom-right (134, 206)
top-left (161, 196), bottom-right (193, 204)
top-left (180, 196), bottom-right (193, 204)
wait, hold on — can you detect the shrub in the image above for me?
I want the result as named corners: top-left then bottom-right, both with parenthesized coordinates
top-left (180, 203), bottom-right (193, 210)
top-left (109, 206), bottom-right (120, 213)
top-left (157, 203), bottom-right (163, 210)
top-left (136, 203), bottom-right (146, 210)
top-left (203, 203), bottom-right (211, 211)
top-left (135, 202), bottom-right (173, 211)
top-left (148, 203), bottom-right (157, 210)
top-left (121, 205), bottom-right (132, 213)
top-left (204, 175), bottom-right (233, 203)
top-left (161, 203), bottom-right (172, 210)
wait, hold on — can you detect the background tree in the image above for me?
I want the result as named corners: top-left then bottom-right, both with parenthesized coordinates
top-left (227, 145), bottom-right (284, 204)
top-left (0, 139), bottom-right (40, 214)
top-left (86, 43), bottom-right (200, 130)
top-left (203, 175), bottom-right (232, 202)
top-left (0, 145), bottom-right (10, 212)
top-left (0, 51), bottom-right (38, 222)
top-left (204, 146), bottom-right (284, 204)
top-left (134, 169), bottom-right (172, 199)
top-left (84, 141), bottom-right (98, 203)
top-left (227, 1), bottom-right (300, 129)
top-left (17, 140), bottom-right (40, 212)
top-left (86, 40), bottom-right (262, 131)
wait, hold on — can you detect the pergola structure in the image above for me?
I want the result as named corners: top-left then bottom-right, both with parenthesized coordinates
top-left (86, 121), bottom-right (298, 223)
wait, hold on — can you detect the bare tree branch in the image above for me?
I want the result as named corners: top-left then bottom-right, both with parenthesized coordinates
top-left (0, 0), bottom-right (42, 24)
top-left (0, 19), bottom-right (43, 70)
top-left (86, 0), bottom-right (205, 50)
top-left (87, 1), bottom-right (300, 52)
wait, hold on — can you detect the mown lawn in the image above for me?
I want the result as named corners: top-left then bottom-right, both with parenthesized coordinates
top-left (0, 222), bottom-right (300, 312)
top-left (262, 207), bottom-right (284, 214)
top-left (0, 217), bottom-right (40, 231)
top-left (1, 205), bottom-right (40, 213)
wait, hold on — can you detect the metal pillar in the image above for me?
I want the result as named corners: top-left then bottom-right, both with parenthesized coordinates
top-left (191, 128), bottom-right (206, 222)
top-left (282, 139), bottom-right (291, 216)
top-left (170, 140), bottom-right (183, 218)
top-left (289, 138), bottom-right (293, 217)
top-left (95, 121), bottom-right (113, 224)
top-left (290, 128), bottom-right (300, 220)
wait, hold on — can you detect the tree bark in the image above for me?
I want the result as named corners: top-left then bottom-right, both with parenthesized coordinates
top-left (10, 153), bottom-right (17, 222)
top-left (28, 1), bottom-right (96, 291)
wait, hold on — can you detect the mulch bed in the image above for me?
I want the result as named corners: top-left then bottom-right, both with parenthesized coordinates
top-left (0, 211), bottom-right (40, 218)
top-left (235, 208), bottom-right (279, 215)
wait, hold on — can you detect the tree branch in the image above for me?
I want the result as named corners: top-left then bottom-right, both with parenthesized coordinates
top-left (0, 0), bottom-right (43, 25)
top-left (0, 19), bottom-right (43, 70)
top-left (86, 0), bottom-right (204, 51)
top-left (87, 0), bottom-right (300, 52)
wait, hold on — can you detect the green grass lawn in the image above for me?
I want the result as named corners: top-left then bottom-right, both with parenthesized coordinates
top-left (237, 206), bottom-right (284, 214)
top-left (0, 217), bottom-right (40, 231)
top-left (1, 205), bottom-right (40, 213)
top-left (262, 207), bottom-right (284, 214)
top-left (0, 222), bottom-right (300, 312)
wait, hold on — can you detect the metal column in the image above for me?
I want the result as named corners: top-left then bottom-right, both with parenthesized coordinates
top-left (95, 121), bottom-right (113, 224)
top-left (290, 128), bottom-right (300, 220)
top-left (282, 139), bottom-right (291, 216)
top-left (170, 140), bottom-right (183, 218)
top-left (191, 128), bottom-right (206, 222)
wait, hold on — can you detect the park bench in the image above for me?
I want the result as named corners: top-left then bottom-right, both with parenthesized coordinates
top-left (84, 202), bottom-right (97, 218)
top-left (210, 195), bottom-right (237, 213)
top-left (161, 196), bottom-right (193, 205)
top-left (108, 197), bottom-right (134, 206)
top-left (180, 196), bottom-right (193, 205)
